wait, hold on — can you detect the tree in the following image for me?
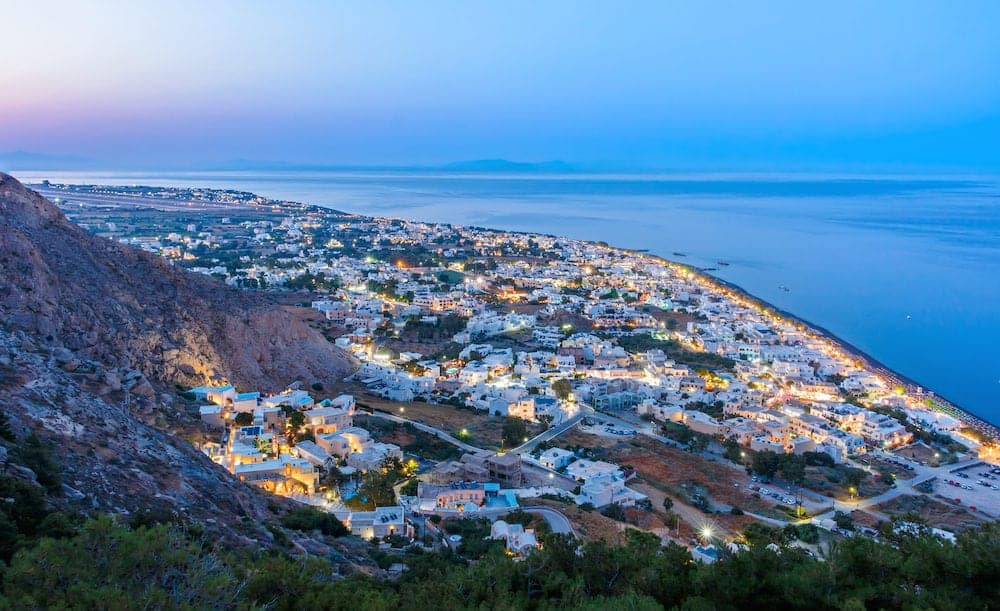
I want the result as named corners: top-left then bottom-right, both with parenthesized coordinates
top-left (751, 450), bottom-right (782, 480)
top-left (833, 511), bottom-right (854, 530)
top-left (803, 451), bottom-right (835, 467)
top-left (0, 410), bottom-right (15, 441)
top-left (280, 506), bottom-right (349, 537)
top-left (843, 467), bottom-right (865, 490)
top-left (286, 411), bottom-right (305, 437)
top-left (687, 434), bottom-right (710, 453)
top-left (778, 454), bottom-right (806, 485)
top-left (233, 412), bottom-right (253, 426)
top-left (501, 417), bottom-right (530, 448)
top-left (4, 512), bottom-right (1000, 609)
top-left (322, 465), bottom-right (348, 489)
top-left (13, 433), bottom-right (60, 492)
top-left (552, 378), bottom-right (573, 400)
top-left (722, 438), bottom-right (743, 463)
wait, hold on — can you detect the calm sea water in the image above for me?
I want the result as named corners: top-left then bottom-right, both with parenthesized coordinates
top-left (16, 170), bottom-right (1000, 425)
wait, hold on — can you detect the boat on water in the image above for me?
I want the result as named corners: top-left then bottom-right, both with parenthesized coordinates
top-left (672, 251), bottom-right (687, 257)
top-left (717, 261), bottom-right (730, 266)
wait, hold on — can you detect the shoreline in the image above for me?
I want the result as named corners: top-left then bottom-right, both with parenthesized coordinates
top-left (33, 178), bottom-right (998, 440)
top-left (634, 250), bottom-right (999, 441)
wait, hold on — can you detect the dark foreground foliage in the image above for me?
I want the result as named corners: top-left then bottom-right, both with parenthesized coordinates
top-left (1, 514), bottom-right (997, 610)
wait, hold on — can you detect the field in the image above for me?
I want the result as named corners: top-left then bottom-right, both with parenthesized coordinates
top-left (609, 436), bottom-right (757, 509)
top-left (875, 494), bottom-right (986, 532)
top-left (353, 415), bottom-right (462, 462)
top-left (893, 442), bottom-right (943, 465)
top-left (552, 429), bottom-right (773, 538)
top-left (798, 463), bottom-right (891, 499)
top-left (351, 390), bottom-right (542, 450)
top-left (530, 497), bottom-right (633, 545)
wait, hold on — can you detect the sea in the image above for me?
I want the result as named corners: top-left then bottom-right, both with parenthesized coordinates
top-left (14, 170), bottom-right (1000, 426)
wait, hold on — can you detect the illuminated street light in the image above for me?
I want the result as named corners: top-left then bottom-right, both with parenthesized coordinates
top-left (699, 525), bottom-right (714, 543)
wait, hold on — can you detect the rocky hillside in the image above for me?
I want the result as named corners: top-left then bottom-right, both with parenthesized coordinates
top-left (0, 172), bottom-right (356, 395)
top-left (0, 172), bottom-right (356, 540)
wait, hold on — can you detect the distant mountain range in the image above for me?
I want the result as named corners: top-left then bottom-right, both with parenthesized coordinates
top-left (439, 158), bottom-right (577, 173)
top-left (1, 151), bottom-right (580, 173)
top-left (200, 157), bottom-right (580, 173)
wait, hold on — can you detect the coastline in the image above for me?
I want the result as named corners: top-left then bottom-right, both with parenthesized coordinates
top-left (634, 250), bottom-right (999, 441)
top-left (35, 178), bottom-right (999, 441)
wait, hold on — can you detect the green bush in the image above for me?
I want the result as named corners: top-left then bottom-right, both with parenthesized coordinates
top-left (279, 506), bottom-right (349, 537)
top-left (1, 515), bottom-right (998, 609)
top-left (12, 434), bottom-right (60, 493)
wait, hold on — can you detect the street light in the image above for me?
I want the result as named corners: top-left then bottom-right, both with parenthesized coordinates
top-left (699, 525), bottom-right (714, 544)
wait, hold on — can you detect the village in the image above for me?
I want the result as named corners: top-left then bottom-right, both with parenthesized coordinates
top-left (49, 181), bottom-right (1000, 560)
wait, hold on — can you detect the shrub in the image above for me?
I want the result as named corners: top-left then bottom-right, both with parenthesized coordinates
top-left (12, 434), bottom-right (60, 493)
top-left (279, 506), bottom-right (349, 537)
top-left (600, 504), bottom-right (627, 521)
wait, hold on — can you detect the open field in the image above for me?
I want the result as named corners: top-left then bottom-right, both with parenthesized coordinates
top-left (863, 456), bottom-right (917, 480)
top-left (530, 497), bottom-right (633, 545)
top-left (799, 463), bottom-right (891, 499)
top-left (354, 415), bottom-right (463, 462)
top-left (609, 436), bottom-right (759, 511)
top-left (875, 494), bottom-right (987, 532)
top-left (893, 442), bottom-right (939, 464)
top-left (350, 391), bottom-right (542, 450)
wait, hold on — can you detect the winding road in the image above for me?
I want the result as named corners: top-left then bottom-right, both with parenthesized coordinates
top-left (368, 410), bottom-right (491, 455)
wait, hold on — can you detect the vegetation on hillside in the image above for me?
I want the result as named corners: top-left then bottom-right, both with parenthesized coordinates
top-left (617, 333), bottom-right (736, 371)
top-left (2, 515), bottom-right (997, 609)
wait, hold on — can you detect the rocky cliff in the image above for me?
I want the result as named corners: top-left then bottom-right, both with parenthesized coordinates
top-left (0, 172), bottom-right (356, 395)
top-left (0, 172), bottom-right (356, 539)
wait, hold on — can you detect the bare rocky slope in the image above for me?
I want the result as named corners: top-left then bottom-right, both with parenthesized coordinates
top-left (0, 172), bottom-right (357, 541)
top-left (0, 172), bottom-right (356, 394)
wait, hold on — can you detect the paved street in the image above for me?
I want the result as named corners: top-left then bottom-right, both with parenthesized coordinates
top-left (368, 410), bottom-right (491, 455)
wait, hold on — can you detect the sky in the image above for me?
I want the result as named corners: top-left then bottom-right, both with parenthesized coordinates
top-left (2, 1), bottom-right (999, 171)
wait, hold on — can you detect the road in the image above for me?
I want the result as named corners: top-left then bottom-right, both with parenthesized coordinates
top-left (368, 410), bottom-right (491, 455)
top-left (811, 457), bottom-right (988, 525)
top-left (509, 407), bottom-right (589, 455)
top-left (35, 186), bottom-right (258, 212)
top-left (521, 505), bottom-right (576, 535)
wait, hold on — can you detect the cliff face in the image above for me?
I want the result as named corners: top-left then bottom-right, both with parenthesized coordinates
top-left (0, 172), bottom-right (356, 536)
top-left (0, 172), bottom-right (356, 394)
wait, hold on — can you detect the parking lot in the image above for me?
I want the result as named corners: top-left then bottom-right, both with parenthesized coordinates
top-left (932, 464), bottom-right (1000, 518)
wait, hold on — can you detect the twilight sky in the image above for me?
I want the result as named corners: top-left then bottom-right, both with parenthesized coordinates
top-left (2, 1), bottom-right (999, 170)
